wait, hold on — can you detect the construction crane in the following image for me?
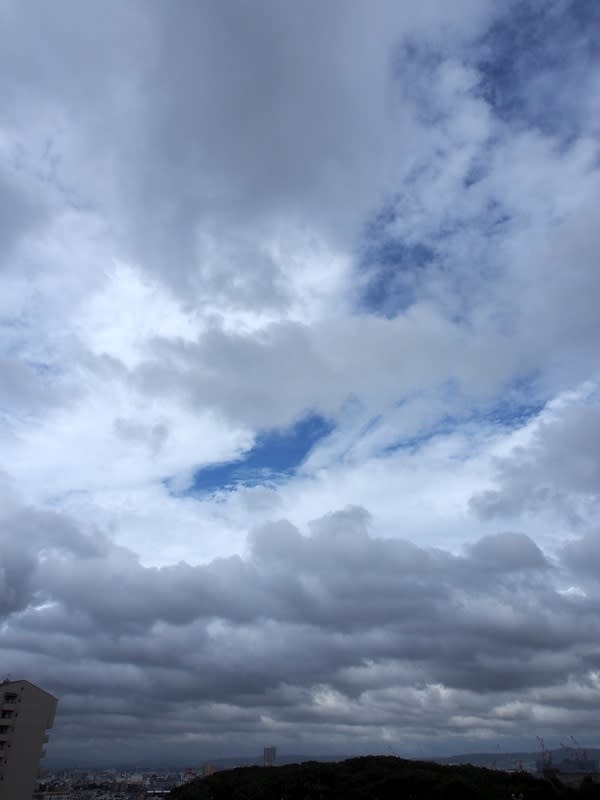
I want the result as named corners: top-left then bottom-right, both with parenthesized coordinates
top-left (536, 736), bottom-right (551, 766)
top-left (570, 735), bottom-right (584, 761)
top-left (536, 736), bottom-right (545, 759)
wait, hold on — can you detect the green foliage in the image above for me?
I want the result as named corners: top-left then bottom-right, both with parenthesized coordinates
top-left (170, 755), bottom-right (595, 800)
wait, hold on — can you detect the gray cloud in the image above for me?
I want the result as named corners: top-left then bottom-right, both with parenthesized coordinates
top-left (0, 0), bottom-right (501, 308)
top-left (0, 508), bottom-right (104, 617)
top-left (133, 311), bottom-right (519, 430)
top-left (113, 417), bottom-right (169, 453)
top-left (561, 530), bottom-right (600, 580)
top-left (2, 503), bottom-right (599, 763)
top-left (467, 532), bottom-right (546, 571)
top-left (0, 358), bottom-right (67, 419)
top-left (0, 167), bottom-right (47, 262)
top-left (471, 397), bottom-right (600, 523)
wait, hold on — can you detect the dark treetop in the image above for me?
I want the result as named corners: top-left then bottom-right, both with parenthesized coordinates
top-left (170, 755), bottom-right (600, 800)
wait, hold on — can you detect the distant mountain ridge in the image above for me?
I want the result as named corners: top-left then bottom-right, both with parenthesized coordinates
top-left (436, 748), bottom-right (600, 770)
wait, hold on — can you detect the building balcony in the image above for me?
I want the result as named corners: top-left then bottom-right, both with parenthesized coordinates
top-left (2, 695), bottom-right (17, 706)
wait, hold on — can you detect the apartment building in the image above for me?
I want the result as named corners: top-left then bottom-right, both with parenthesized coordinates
top-left (0, 679), bottom-right (57, 800)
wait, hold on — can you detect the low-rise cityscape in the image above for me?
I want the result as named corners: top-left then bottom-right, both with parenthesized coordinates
top-left (37, 751), bottom-right (277, 800)
top-left (37, 766), bottom-right (205, 799)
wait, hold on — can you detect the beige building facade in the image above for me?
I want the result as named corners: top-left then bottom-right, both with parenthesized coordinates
top-left (0, 679), bottom-right (57, 800)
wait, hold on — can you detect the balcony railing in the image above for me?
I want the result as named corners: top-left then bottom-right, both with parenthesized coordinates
top-left (2, 696), bottom-right (17, 706)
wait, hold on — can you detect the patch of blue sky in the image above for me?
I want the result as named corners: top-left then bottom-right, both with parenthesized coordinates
top-left (358, 203), bottom-right (436, 317)
top-left (379, 376), bottom-right (545, 458)
top-left (476, 0), bottom-right (600, 139)
top-left (455, 372), bottom-right (546, 430)
top-left (182, 413), bottom-right (335, 496)
top-left (359, 240), bottom-right (435, 318)
top-left (476, 395), bottom-right (544, 430)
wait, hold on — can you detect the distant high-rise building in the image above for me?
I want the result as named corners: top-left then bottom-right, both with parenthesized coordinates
top-left (264, 746), bottom-right (276, 768)
top-left (0, 679), bottom-right (57, 800)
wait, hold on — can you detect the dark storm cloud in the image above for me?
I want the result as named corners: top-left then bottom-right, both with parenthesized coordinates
top-left (2, 503), bottom-right (599, 762)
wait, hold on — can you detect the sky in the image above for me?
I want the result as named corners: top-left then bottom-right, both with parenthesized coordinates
top-left (1, 0), bottom-right (600, 768)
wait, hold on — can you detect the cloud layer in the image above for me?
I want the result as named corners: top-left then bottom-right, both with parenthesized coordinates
top-left (1, 0), bottom-right (600, 765)
top-left (2, 504), bottom-right (600, 764)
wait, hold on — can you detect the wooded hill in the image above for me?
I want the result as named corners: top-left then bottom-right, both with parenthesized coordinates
top-left (170, 755), bottom-right (600, 799)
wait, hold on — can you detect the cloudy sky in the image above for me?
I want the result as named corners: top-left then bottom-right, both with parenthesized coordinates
top-left (2, 0), bottom-right (600, 768)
